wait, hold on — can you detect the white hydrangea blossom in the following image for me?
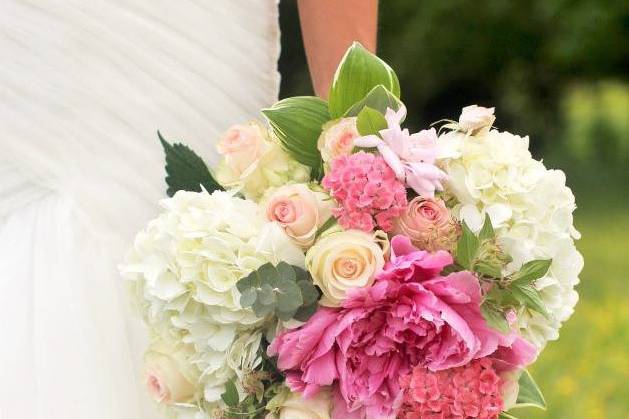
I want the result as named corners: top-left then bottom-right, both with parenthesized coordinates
top-left (121, 189), bottom-right (304, 414)
top-left (438, 128), bottom-right (583, 348)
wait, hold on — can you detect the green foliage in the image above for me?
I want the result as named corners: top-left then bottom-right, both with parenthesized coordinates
top-left (314, 216), bottom-right (337, 241)
top-left (513, 370), bottom-right (547, 410)
top-left (511, 260), bottom-right (552, 286)
top-left (356, 106), bottom-right (388, 136)
top-left (262, 96), bottom-right (329, 179)
top-left (236, 262), bottom-right (320, 322)
top-left (453, 215), bottom-right (551, 329)
top-left (158, 131), bottom-right (223, 197)
top-left (221, 379), bottom-right (239, 407)
top-left (344, 84), bottom-right (403, 117)
top-left (455, 221), bottom-right (480, 270)
top-left (480, 299), bottom-right (511, 333)
top-left (328, 42), bottom-right (400, 118)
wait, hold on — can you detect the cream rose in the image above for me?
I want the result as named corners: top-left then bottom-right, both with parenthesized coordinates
top-left (216, 122), bottom-right (310, 200)
top-left (393, 197), bottom-right (460, 252)
top-left (317, 118), bottom-right (359, 164)
top-left (266, 389), bottom-right (331, 419)
top-left (306, 229), bottom-right (388, 307)
top-left (143, 340), bottom-right (199, 405)
top-left (265, 184), bottom-right (335, 248)
top-left (458, 105), bottom-right (495, 135)
top-left (280, 390), bottom-right (331, 419)
top-left (217, 122), bottom-right (266, 175)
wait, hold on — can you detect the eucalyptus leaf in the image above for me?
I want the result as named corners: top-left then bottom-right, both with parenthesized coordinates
top-left (328, 42), bottom-right (400, 118)
top-left (236, 271), bottom-right (257, 293)
top-left (513, 370), bottom-right (547, 410)
top-left (276, 279), bottom-right (303, 315)
top-left (356, 106), bottom-right (388, 136)
top-left (297, 279), bottom-right (320, 306)
top-left (239, 288), bottom-right (257, 308)
top-left (293, 303), bottom-right (318, 322)
top-left (221, 380), bottom-right (239, 407)
top-left (262, 96), bottom-right (329, 178)
top-left (276, 262), bottom-right (296, 283)
top-left (258, 263), bottom-right (280, 287)
top-left (344, 84), bottom-right (403, 117)
top-left (511, 259), bottom-right (552, 286)
top-left (456, 221), bottom-right (480, 269)
top-left (258, 284), bottom-right (276, 306)
top-left (252, 300), bottom-right (274, 318)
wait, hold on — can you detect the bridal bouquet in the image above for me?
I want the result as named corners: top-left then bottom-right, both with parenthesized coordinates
top-left (121, 43), bottom-right (582, 419)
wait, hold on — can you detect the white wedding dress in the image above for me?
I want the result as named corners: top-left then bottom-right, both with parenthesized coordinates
top-left (0, 1), bottom-right (280, 418)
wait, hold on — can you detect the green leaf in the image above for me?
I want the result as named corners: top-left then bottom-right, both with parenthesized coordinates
top-left (478, 213), bottom-right (495, 242)
top-left (221, 379), bottom-right (239, 407)
top-left (276, 279), bottom-right (303, 320)
top-left (262, 96), bottom-right (329, 178)
top-left (158, 131), bottom-right (223, 197)
top-left (511, 283), bottom-right (549, 317)
top-left (475, 261), bottom-right (503, 279)
top-left (499, 413), bottom-right (518, 419)
top-left (480, 301), bottom-right (510, 333)
top-left (239, 288), bottom-right (257, 308)
top-left (258, 263), bottom-right (280, 287)
top-left (258, 284), bottom-right (276, 306)
top-left (344, 84), bottom-right (403, 117)
top-left (328, 42), bottom-right (400, 118)
top-left (293, 303), bottom-right (318, 322)
top-left (252, 299), bottom-right (274, 318)
top-left (276, 262), bottom-right (296, 283)
top-left (456, 221), bottom-right (480, 269)
top-left (511, 259), bottom-right (552, 286)
top-left (356, 106), bottom-right (388, 136)
top-left (297, 279), bottom-right (320, 306)
top-left (314, 217), bottom-right (337, 240)
top-left (514, 370), bottom-right (547, 410)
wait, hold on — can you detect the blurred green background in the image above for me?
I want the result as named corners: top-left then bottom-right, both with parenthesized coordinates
top-left (278, 1), bottom-right (629, 418)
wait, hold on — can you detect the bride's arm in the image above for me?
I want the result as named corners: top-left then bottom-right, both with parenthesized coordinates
top-left (298, 0), bottom-right (378, 98)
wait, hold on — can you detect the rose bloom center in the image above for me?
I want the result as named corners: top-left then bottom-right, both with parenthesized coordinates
top-left (419, 204), bottom-right (438, 220)
top-left (273, 200), bottom-right (297, 224)
top-left (333, 256), bottom-right (364, 280)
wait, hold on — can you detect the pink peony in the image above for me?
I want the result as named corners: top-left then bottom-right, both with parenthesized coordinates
top-left (322, 151), bottom-right (407, 232)
top-left (398, 358), bottom-right (503, 419)
top-left (268, 236), bottom-right (536, 418)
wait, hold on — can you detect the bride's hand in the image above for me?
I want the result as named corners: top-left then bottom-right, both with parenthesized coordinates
top-left (298, 0), bottom-right (378, 98)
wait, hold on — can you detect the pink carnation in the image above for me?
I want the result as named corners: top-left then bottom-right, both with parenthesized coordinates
top-left (322, 151), bottom-right (407, 232)
top-left (267, 236), bottom-right (536, 419)
top-left (399, 358), bottom-right (503, 419)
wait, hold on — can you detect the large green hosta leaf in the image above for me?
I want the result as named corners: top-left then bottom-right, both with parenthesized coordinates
top-left (262, 96), bottom-right (329, 179)
top-left (328, 42), bottom-right (400, 118)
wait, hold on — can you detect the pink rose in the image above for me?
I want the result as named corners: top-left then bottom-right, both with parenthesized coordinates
top-left (393, 197), bottom-right (461, 252)
top-left (217, 122), bottom-right (266, 175)
top-left (144, 347), bottom-right (198, 405)
top-left (268, 236), bottom-right (536, 418)
top-left (265, 184), bottom-right (334, 248)
top-left (458, 105), bottom-right (496, 135)
top-left (317, 118), bottom-right (359, 165)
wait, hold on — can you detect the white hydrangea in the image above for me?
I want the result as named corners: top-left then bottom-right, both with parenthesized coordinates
top-left (121, 189), bottom-right (304, 414)
top-left (438, 128), bottom-right (583, 349)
